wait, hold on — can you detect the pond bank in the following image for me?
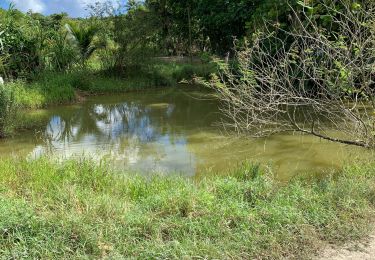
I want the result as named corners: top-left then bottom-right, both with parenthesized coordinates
top-left (1, 158), bottom-right (374, 258)
top-left (10, 62), bottom-right (214, 109)
top-left (0, 61), bottom-right (214, 137)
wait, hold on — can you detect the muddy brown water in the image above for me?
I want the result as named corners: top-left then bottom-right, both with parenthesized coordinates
top-left (0, 88), bottom-right (371, 180)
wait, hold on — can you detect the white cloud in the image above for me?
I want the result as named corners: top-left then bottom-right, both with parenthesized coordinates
top-left (3, 0), bottom-right (124, 17)
top-left (12, 0), bottom-right (46, 13)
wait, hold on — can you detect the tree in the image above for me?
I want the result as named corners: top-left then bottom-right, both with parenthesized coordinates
top-left (0, 6), bottom-right (76, 77)
top-left (194, 0), bottom-right (253, 54)
top-left (207, 0), bottom-right (375, 148)
top-left (65, 23), bottom-right (100, 66)
top-left (144, 0), bottom-right (300, 55)
top-left (145, 0), bottom-right (201, 56)
top-left (110, 2), bottom-right (159, 72)
top-left (0, 6), bottom-right (42, 79)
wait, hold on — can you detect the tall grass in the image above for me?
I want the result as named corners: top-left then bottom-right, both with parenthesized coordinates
top-left (4, 61), bottom-right (215, 109)
top-left (7, 77), bottom-right (76, 109)
top-left (96, 61), bottom-right (216, 92)
top-left (0, 84), bottom-right (17, 137)
top-left (0, 158), bottom-right (374, 259)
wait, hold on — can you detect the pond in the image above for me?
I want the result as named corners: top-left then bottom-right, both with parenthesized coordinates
top-left (0, 88), bottom-right (371, 180)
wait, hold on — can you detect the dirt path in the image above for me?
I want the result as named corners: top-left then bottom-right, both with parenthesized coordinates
top-left (317, 231), bottom-right (375, 260)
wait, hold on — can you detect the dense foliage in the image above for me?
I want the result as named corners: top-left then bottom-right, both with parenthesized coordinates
top-left (2, 0), bottom-right (370, 79)
top-left (0, 7), bottom-right (77, 79)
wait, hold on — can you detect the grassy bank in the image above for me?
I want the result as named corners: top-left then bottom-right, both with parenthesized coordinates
top-left (0, 158), bottom-right (374, 259)
top-left (6, 61), bottom-right (215, 109)
top-left (0, 60), bottom-right (214, 137)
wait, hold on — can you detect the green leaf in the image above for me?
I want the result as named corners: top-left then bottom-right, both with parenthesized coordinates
top-left (352, 3), bottom-right (361, 11)
top-left (297, 1), bottom-right (314, 10)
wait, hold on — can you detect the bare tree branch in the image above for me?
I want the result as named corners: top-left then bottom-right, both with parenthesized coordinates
top-left (206, 0), bottom-right (375, 148)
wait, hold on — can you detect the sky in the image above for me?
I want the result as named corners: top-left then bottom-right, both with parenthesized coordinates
top-left (0, 0), bottom-right (121, 17)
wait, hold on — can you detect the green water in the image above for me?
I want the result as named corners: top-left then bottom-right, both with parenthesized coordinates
top-left (0, 88), bottom-right (371, 180)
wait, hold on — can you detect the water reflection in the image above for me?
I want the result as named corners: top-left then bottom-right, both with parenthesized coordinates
top-left (0, 88), bottom-right (372, 180)
top-left (28, 90), bottom-right (215, 175)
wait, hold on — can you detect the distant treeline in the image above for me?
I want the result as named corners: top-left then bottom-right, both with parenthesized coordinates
top-left (3, 0), bottom-right (372, 80)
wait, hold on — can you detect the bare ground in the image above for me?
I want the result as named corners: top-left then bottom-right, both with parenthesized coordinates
top-left (317, 231), bottom-right (375, 260)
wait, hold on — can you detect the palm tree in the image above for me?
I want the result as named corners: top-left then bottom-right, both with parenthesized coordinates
top-left (64, 23), bottom-right (102, 65)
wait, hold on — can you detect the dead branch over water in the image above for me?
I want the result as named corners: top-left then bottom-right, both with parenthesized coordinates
top-left (209, 1), bottom-right (375, 148)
